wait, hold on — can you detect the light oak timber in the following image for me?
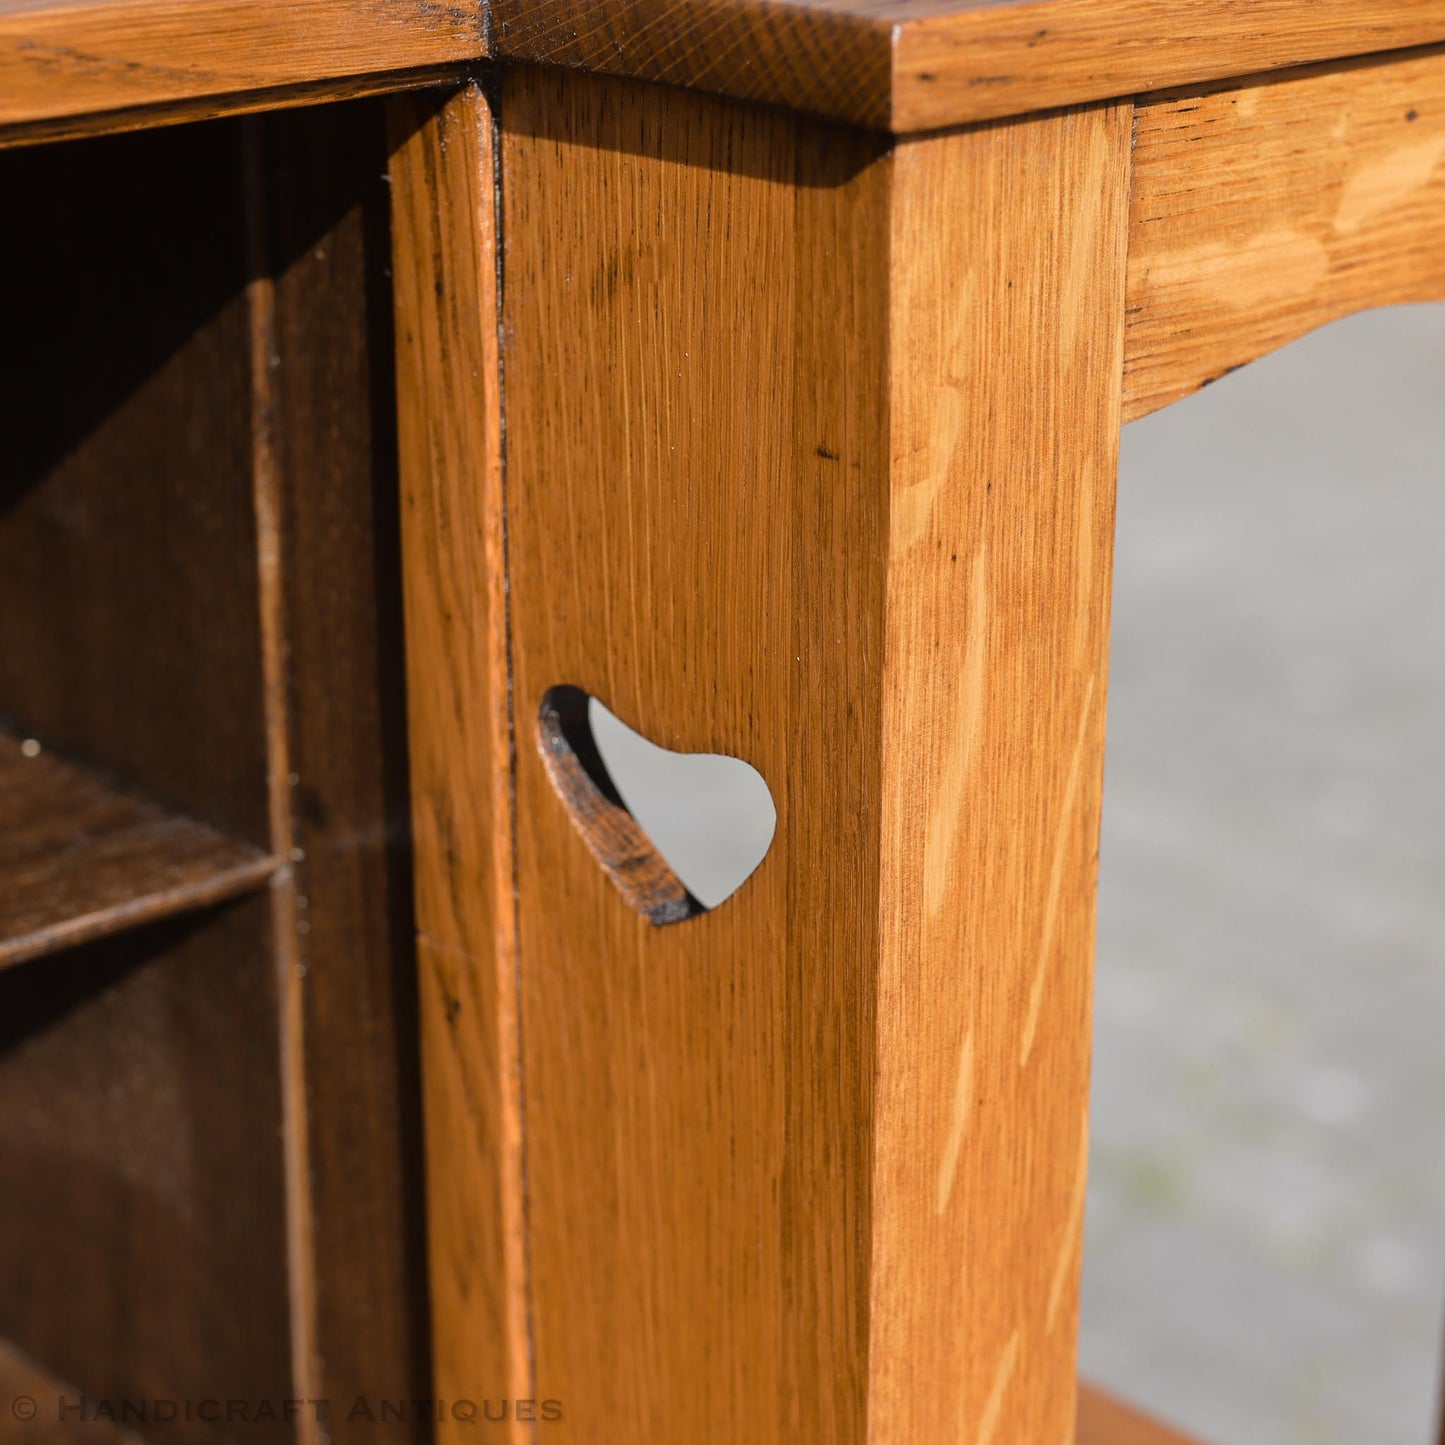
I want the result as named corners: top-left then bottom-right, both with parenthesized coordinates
top-left (387, 85), bottom-right (531, 1445)
top-left (873, 99), bottom-right (1127, 1445)
top-left (488, 67), bottom-right (1128, 1442)
top-left (494, 0), bottom-right (1445, 131)
top-left (499, 67), bottom-right (887, 1443)
top-left (10, 0), bottom-right (1445, 140)
top-left (0, 65), bottom-right (467, 151)
top-left (1123, 46), bottom-right (1445, 421)
top-left (0, 0), bottom-right (479, 135)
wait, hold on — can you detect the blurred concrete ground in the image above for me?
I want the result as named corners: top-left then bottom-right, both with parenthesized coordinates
top-left (596, 301), bottom-right (1445, 1445)
top-left (1082, 303), bottom-right (1445, 1445)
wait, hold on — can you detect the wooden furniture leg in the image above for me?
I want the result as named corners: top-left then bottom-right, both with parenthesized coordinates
top-left (394, 71), bottom-right (1129, 1443)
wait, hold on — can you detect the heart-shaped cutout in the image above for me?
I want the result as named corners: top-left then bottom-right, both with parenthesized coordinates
top-left (537, 686), bottom-right (777, 926)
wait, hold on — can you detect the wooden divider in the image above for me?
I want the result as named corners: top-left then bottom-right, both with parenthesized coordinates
top-left (398, 66), bottom-right (1131, 1444)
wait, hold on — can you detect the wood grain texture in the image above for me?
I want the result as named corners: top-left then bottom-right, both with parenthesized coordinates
top-left (389, 84), bottom-right (531, 1444)
top-left (494, 0), bottom-right (1445, 131)
top-left (0, 1338), bottom-right (142, 1445)
top-left (472, 66), bottom-right (1127, 1442)
top-left (0, 64), bottom-right (466, 151)
top-left (871, 102), bottom-right (1129, 1445)
top-left (1076, 1382), bottom-right (1208, 1444)
top-left (1123, 46), bottom-right (1445, 421)
top-left (8, 0), bottom-right (1445, 140)
top-left (0, 0), bottom-right (480, 134)
top-left (0, 121), bottom-right (270, 848)
top-left (0, 107), bottom-right (428, 1444)
top-left (498, 69), bottom-right (886, 1444)
top-left (0, 732), bottom-right (275, 972)
top-left (258, 99), bottom-right (432, 1445)
top-left (0, 118), bottom-right (294, 1445)
top-left (0, 901), bottom-right (295, 1445)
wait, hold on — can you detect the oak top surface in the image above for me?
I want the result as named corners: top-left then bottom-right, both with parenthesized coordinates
top-left (4, 0), bottom-right (1445, 136)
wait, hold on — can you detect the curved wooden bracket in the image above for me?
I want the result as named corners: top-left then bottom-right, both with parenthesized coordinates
top-left (1124, 48), bottom-right (1445, 421)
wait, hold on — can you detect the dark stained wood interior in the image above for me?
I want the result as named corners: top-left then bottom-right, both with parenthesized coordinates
top-left (0, 121), bottom-right (271, 845)
top-left (0, 1337), bottom-right (141, 1445)
top-left (0, 731), bottom-right (275, 973)
top-left (258, 101), bottom-right (432, 1442)
top-left (0, 903), bottom-right (295, 1445)
top-left (0, 98), bottom-right (428, 1445)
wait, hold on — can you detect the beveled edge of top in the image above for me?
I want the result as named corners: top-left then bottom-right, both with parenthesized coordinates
top-left (4, 0), bottom-right (1445, 143)
top-left (493, 0), bottom-right (1445, 131)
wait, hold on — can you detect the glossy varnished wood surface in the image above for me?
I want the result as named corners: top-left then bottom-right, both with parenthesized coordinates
top-left (0, 118), bottom-right (293, 1443)
top-left (389, 84), bottom-right (531, 1445)
top-left (1123, 46), bottom-right (1445, 420)
top-left (0, 0), bottom-right (478, 138)
top-left (496, 0), bottom-right (1445, 130)
top-left (0, 733), bottom-right (274, 972)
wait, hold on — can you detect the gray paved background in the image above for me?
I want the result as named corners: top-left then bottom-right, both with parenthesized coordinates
top-left (1082, 303), bottom-right (1445, 1444)
top-left (593, 301), bottom-right (1445, 1445)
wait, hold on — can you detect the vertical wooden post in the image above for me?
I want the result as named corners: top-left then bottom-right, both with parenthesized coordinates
top-left (389, 83), bottom-right (532, 1445)
top-left (402, 65), bottom-right (1130, 1444)
top-left (871, 111), bottom-right (1129, 1444)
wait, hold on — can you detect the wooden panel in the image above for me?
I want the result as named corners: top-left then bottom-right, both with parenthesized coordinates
top-left (891, 3), bottom-right (1445, 131)
top-left (0, 731), bottom-right (274, 972)
top-left (870, 103), bottom-right (1129, 1445)
top-left (494, 0), bottom-right (1445, 131)
top-left (499, 68), bottom-right (886, 1445)
top-left (1077, 1381), bottom-right (1208, 1444)
top-left (0, 120), bottom-right (294, 1445)
top-left (258, 99), bottom-right (432, 1445)
top-left (5, 0), bottom-right (1445, 138)
top-left (0, 902), bottom-right (294, 1445)
top-left (0, 0), bottom-right (479, 135)
top-left (0, 65), bottom-right (466, 151)
top-left (493, 0), bottom-right (897, 127)
top-left (0, 121), bottom-right (270, 847)
top-left (388, 85), bottom-right (528, 1444)
top-left (0, 1338), bottom-right (142, 1445)
top-left (477, 66), bottom-right (1126, 1442)
top-left (1, 103), bottom-right (427, 1445)
top-left (1124, 47), bottom-right (1445, 421)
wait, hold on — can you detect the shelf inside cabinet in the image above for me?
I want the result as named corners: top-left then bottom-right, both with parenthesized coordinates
top-left (0, 731), bottom-right (275, 972)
